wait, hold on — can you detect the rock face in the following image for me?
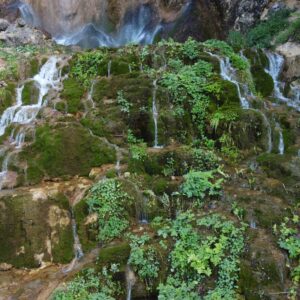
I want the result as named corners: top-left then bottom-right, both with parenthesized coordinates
top-left (0, 189), bottom-right (73, 268)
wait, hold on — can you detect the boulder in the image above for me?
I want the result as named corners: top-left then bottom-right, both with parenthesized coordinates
top-left (0, 18), bottom-right (9, 31)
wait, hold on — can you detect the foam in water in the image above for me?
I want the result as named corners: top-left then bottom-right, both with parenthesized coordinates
top-left (206, 52), bottom-right (250, 109)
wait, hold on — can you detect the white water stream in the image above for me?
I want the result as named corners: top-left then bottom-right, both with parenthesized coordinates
top-left (0, 56), bottom-right (62, 189)
top-left (276, 122), bottom-right (285, 155)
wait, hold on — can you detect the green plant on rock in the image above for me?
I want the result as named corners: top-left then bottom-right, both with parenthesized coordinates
top-left (246, 9), bottom-right (291, 48)
top-left (275, 214), bottom-right (300, 299)
top-left (71, 50), bottom-right (108, 87)
top-left (156, 212), bottom-right (245, 299)
top-left (192, 148), bottom-right (220, 171)
top-left (52, 266), bottom-right (121, 300)
top-left (210, 110), bottom-right (238, 131)
top-left (220, 133), bottom-right (239, 161)
top-left (127, 233), bottom-right (160, 288)
top-left (86, 179), bottom-right (133, 243)
top-left (203, 39), bottom-right (248, 71)
top-left (127, 130), bottom-right (148, 162)
top-left (180, 169), bottom-right (223, 206)
top-left (161, 59), bottom-right (221, 134)
top-left (117, 90), bottom-right (132, 115)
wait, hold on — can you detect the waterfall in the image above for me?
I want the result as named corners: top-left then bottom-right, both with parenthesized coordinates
top-left (264, 51), bottom-right (300, 111)
top-left (0, 56), bottom-right (62, 189)
top-left (249, 109), bottom-right (272, 153)
top-left (87, 81), bottom-right (96, 109)
top-left (126, 265), bottom-right (136, 300)
top-left (107, 60), bottom-right (112, 78)
top-left (276, 122), bottom-right (285, 155)
top-left (139, 196), bottom-right (149, 224)
top-left (264, 51), bottom-right (289, 101)
top-left (0, 56), bottom-right (61, 136)
top-left (71, 210), bottom-right (84, 260)
top-left (206, 52), bottom-right (250, 109)
top-left (152, 79), bottom-right (162, 148)
top-left (53, 5), bottom-right (163, 48)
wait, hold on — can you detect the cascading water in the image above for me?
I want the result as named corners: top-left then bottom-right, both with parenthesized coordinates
top-left (126, 265), bottom-right (136, 300)
top-left (71, 210), bottom-right (84, 260)
top-left (139, 196), bottom-right (149, 224)
top-left (276, 122), bottom-right (285, 155)
top-left (264, 51), bottom-right (300, 111)
top-left (87, 81), bottom-right (96, 110)
top-left (206, 52), bottom-right (250, 109)
top-left (0, 56), bottom-right (62, 189)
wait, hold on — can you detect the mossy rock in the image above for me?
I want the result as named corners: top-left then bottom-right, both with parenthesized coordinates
top-left (0, 191), bottom-right (73, 268)
top-left (22, 81), bottom-right (40, 105)
top-left (244, 49), bottom-right (274, 97)
top-left (21, 123), bottom-right (116, 184)
top-left (0, 82), bottom-right (16, 114)
top-left (74, 200), bottom-right (98, 252)
top-left (61, 78), bottom-right (85, 113)
top-left (97, 243), bottom-right (130, 271)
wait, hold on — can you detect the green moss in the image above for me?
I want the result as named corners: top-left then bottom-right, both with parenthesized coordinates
top-left (22, 81), bottom-right (39, 105)
top-left (244, 49), bottom-right (274, 97)
top-left (29, 58), bottom-right (39, 77)
top-left (97, 243), bottom-right (130, 270)
top-left (0, 193), bottom-right (73, 268)
top-left (0, 82), bottom-right (16, 114)
top-left (21, 123), bottom-right (116, 184)
top-left (62, 78), bottom-right (85, 113)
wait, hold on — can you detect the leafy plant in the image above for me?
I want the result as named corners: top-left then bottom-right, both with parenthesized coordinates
top-left (52, 266), bottom-right (121, 300)
top-left (127, 233), bottom-right (160, 287)
top-left (86, 179), bottom-right (132, 242)
top-left (127, 130), bottom-right (148, 161)
top-left (180, 170), bottom-right (223, 205)
top-left (117, 90), bottom-right (132, 115)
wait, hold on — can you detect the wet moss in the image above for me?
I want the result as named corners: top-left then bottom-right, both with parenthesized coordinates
top-left (62, 78), bottom-right (85, 113)
top-left (21, 123), bottom-right (116, 184)
top-left (97, 243), bottom-right (130, 270)
top-left (0, 82), bottom-right (16, 114)
top-left (29, 58), bottom-right (39, 77)
top-left (74, 200), bottom-right (98, 253)
top-left (0, 193), bottom-right (73, 268)
top-left (22, 81), bottom-right (39, 105)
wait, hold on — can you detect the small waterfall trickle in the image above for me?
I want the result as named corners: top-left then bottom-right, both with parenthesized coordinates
top-left (152, 79), bottom-right (162, 148)
top-left (87, 80), bottom-right (96, 110)
top-left (139, 196), bottom-right (149, 224)
top-left (206, 52), bottom-right (250, 109)
top-left (126, 265), bottom-right (136, 300)
top-left (107, 60), bottom-right (112, 78)
top-left (276, 122), bottom-right (285, 155)
top-left (249, 109), bottom-right (272, 153)
top-left (71, 210), bottom-right (84, 260)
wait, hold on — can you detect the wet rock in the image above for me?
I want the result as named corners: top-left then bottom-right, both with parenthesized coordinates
top-left (16, 18), bottom-right (26, 27)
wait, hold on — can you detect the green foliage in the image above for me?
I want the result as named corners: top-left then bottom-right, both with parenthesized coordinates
top-left (276, 16), bottom-right (300, 44)
top-left (70, 51), bottom-right (107, 87)
top-left (275, 214), bottom-right (300, 299)
top-left (161, 60), bottom-right (221, 133)
top-left (157, 212), bottom-right (245, 299)
top-left (192, 148), bottom-right (220, 171)
top-left (86, 179), bottom-right (132, 243)
top-left (0, 50), bottom-right (19, 80)
top-left (246, 9), bottom-right (291, 48)
top-left (117, 90), bottom-right (132, 115)
top-left (180, 170), bottom-right (223, 205)
top-left (227, 31), bottom-right (246, 51)
top-left (127, 130), bottom-right (148, 161)
top-left (220, 133), bottom-right (239, 161)
top-left (181, 37), bottom-right (200, 60)
top-left (210, 110), bottom-right (238, 131)
top-left (52, 266), bottom-right (120, 300)
top-left (127, 233), bottom-right (160, 287)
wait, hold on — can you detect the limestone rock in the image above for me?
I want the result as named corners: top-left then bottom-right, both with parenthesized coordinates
top-left (0, 18), bottom-right (9, 31)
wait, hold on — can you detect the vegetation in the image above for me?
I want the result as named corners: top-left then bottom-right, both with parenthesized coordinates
top-left (86, 179), bottom-right (133, 243)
